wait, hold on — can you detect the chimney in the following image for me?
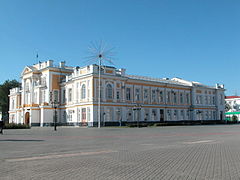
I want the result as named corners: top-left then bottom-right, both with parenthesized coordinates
top-left (59, 61), bottom-right (65, 68)
top-left (119, 68), bottom-right (126, 75)
top-left (47, 60), bottom-right (53, 67)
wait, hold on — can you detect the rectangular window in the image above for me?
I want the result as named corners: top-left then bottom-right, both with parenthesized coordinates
top-left (76, 82), bottom-right (79, 101)
top-left (87, 80), bottom-right (90, 98)
top-left (186, 93), bottom-right (190, 104)
top-left (82, 108), bottom-right (86, 122)
top-left (167, 91), bottom-right (171, 103)
top-left (62, 90), bottom-right (66, 104)
top-left (173, 110), bottom-right (177, 120)
top-left (152, 90), bottom-right (156, 103)
top-left (205, 96), bottom-right (208, 104)
top-left (34, 92), bottom-right (37, 104)
top-left (144, 109), bottom-right (149, 121)
top-left (41, 77), bottom-right (46, 86)
top-left (41, 90), bottom-right (45, 103)
top-left (205, 111), bottom-right (209, 120)
top-left (144, 89), bottom-right (148, 102)
top-left (127, 109), bottom-right (132, 121)
top-left (77, 108), bottom-right (81, 122)
top-left (180, 110), bottom-right (184, 120)
top-left (135, 88), bottom-right (140, 101)
top-left (116, 108), bottom-right (121, 121)
top-left (53, 90), bottom-right (59, 104)
top-left (208, 96), bottom-right (211, 104)
top-left (11, 99), bottom-right (15, 110)
top-left (167, 110), bottom-right (171, 120)
top-left (151, 109), bottom-right (157, 120)
top-left (106, 108), bottom-right (113, 121)
top-left (63, 111), bottom-right (67, 122)
top-left (212, 96), bottom-right (215, 104)
top-left (213, 111), bottom-right (216, 120)
top-left (220, 94), bottom-right (223, 105)
top-left (68, 88), bottom-right (72, 102)
top-left (180, 93), bottom-right (183, 104)
top-left (87, 107), bottom-right (90, 122)
top-left (116, 91), bottom-right (120, 100)
top-left (173, 92), bottom-right (177, 104)
top-left (186, 110), bottom-right (190, 120)
top-left (159, 91), bottom-right (164, 102)
top-left (199, 95), bottom-right (202, 104)
top-left (126, 88), bottom-right (131, 101)
top-left (68, 111), bottom-right (73, 122)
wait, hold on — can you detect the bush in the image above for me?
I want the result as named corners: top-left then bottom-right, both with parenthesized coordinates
top-left (125, 123), bottom-right (149, 128)
top-left (154, 123), bottom-right (168, 126)
top-left (4, 123), bottom-right (30, 129)
top-left (232, 115), bottom-right (238, 123)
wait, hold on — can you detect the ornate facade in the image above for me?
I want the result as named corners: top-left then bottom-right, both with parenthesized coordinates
top-left (9, 60), bottom-right (225, 126)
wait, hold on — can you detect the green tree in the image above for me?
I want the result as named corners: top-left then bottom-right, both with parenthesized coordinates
top-left (232, 115), bottom-right (238, 122)
top-left (225, 101), bottom-right (231, 112)
top-left (0, 80), bottom-right (21, 122)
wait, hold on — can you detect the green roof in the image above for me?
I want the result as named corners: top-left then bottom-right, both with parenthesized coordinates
top-left (225, 112), bottom-right (240, 115)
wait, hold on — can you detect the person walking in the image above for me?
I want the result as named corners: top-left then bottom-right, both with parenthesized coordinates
top-left (0, 120), bottom-right (3, 134)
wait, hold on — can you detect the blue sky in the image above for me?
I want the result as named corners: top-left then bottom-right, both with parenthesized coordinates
top-left (0, 0), bottom-right (239, 95)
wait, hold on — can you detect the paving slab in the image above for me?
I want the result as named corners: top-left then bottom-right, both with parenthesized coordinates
top-left (1, 125), bottom-right (240, 179)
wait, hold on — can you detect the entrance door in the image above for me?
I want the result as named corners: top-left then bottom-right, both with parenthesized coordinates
top-left (160, 109), bottom-right (164, 122)
top-left (25, 112), bottom-right (30, 125)
top-left (81, 108), bottom-right (87, 126)
top-left (220, 111), bottom-right (223, 121)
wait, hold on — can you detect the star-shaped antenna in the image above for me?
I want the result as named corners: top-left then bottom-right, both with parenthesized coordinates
top-left (84, 40), bottom-right (116, 128)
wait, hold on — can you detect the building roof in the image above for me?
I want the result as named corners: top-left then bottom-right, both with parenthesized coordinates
top-left (225, 96), bottom-right (240, 99)
top-left (125, 75), bottom-right (218, 89)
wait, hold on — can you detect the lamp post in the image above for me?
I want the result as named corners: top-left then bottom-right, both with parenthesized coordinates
top-left (50, 91), bottom-right (58, 131)
top-left (53, 104), bottom-right (57, 131)
top-left (133, 104), bottom-right (142, 128)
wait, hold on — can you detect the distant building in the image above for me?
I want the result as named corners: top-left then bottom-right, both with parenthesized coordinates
top-left (225, 96), bottom-right (240, 121)
top-left (9, 60), bottom-right (225, 127)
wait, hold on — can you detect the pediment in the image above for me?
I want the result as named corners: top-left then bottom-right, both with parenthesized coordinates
top-left (21, 66), bottom-right (35, 76)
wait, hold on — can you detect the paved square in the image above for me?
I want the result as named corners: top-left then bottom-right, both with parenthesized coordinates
top-left (1, 125), bottom-right (240, 180)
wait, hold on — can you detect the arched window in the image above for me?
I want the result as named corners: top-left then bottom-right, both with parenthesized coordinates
top-left (81, 84), bottom-right (86, 99)
top-left (106, 84), bottom-right (113, 99)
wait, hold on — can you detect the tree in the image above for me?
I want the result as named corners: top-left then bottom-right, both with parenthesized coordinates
top-left (225, 101), bottom-right (231, 112)
top-left (0, 80), bottom-right (21, 122)
top-left (232, 115), bottom-right (238, 122)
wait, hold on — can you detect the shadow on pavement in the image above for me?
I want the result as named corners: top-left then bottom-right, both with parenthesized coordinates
top-left (0, 139), bottom-right (44, 142)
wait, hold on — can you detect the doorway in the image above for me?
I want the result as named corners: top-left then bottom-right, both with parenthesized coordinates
top-left (160, 109), bottom-right (164, 122)
top-left (81, 108), bottom-right (87, 126)
top-left (25, 112), bottom-right (30, 125)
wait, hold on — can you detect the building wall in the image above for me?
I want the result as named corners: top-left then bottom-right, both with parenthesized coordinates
top-left (8, 61), bottom-right (225, 126)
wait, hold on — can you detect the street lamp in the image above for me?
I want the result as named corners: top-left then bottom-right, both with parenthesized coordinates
top-left (53, 102), bottom-right (58, 131)
top-left (50, 91), bottom-right (58, 131)
top-left (133, 104), bottom-right (142, 128)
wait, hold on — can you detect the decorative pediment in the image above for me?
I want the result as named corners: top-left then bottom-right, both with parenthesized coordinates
top-left (21, 66), bottom-right (35, 76)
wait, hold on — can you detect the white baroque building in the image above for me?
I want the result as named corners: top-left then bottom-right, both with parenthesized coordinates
top-left (9, 60), bottom-right (225, 126)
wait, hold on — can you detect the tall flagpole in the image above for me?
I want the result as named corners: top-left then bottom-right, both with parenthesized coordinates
top-left (98, 56), bottom-right (102, 128)
top-left (36, 51), bottom-right (39, 64)
top-left (84, 41), bottom-right (115, 128)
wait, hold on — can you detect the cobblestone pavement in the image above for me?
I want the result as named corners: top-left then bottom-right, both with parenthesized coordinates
top-left (1, 125), bottom-right (240, 180)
